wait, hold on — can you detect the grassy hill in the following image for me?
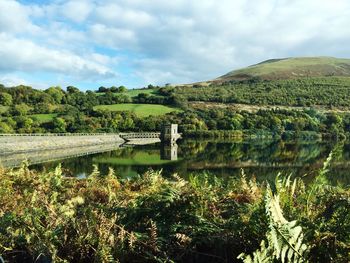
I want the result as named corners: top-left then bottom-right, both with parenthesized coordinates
top-left (170, 56), bottom-right (350, 108)
top-left (214, 57), bottom-right (350, 82)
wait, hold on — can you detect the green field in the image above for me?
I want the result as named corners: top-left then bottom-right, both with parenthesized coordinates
top-left (94, 103), bottom-right (181, 117)
top-left (127, 88), bottom-right (158, 97)
top-left (30, 113), bottom-right (58, 123)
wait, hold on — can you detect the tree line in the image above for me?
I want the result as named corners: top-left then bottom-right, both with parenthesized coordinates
top-left (1, 81), bottom-right (350, 138)
top-left (169, 77), bottom-right (350, 107)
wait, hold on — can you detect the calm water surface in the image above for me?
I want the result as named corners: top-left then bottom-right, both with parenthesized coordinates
top-left (12, 139), bottom-right (349, 185)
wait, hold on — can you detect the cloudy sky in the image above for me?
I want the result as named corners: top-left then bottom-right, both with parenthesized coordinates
top-left (0, 0), bottom-right (349, 89)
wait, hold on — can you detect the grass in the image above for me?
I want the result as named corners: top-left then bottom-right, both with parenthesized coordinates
top-left (127, 88), bottom-right (158, 97)
top-left (218, 56), bottom-right (350, 81)
top-left (93, 103), bottom-right (181, 117)
top-left (29, 113), bottom-right (58, 123)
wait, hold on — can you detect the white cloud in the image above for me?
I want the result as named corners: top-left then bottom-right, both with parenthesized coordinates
top-left (0, 0), bottom-right (41, 33)
top-left (1, 0), bottom-right (350, 87)
top-left (0, 74), bottom-right (28, 87)
top-left (0, 74), bottom-right (49, 89)
top-left (90, 24), bottom-right (137, 49)
top-left (0, 33), bottom-right (116, 80)
top-left (62, 0), bottom-right (93, 23)
top-left (86, 0), bottom-right (350, 84)
top-left (94, 3), bottom-right (155, 28)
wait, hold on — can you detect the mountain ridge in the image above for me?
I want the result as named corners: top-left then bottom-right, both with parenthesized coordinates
top-left (191, 57), bottom-right (350, 86)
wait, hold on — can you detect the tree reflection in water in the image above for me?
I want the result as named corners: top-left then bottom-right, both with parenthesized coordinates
top-left (23, 139), bottom-right (350, 185)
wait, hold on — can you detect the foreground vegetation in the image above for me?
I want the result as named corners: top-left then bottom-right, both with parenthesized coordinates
top-left (0, 156), bottom-right (349, 262)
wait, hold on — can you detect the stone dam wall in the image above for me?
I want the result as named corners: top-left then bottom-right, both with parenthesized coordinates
top-left (0, 143), bottom-right (124, 168)
top-left (0, 134), bottom-right (124, 155)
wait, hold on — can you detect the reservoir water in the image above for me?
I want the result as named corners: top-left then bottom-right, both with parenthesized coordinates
top-left (1, 139), bottom-right (349, 185)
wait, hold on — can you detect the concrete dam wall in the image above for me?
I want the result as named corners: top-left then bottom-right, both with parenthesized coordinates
top-left (0, 143), bottom-right (124, 168)
top-left (0, 134), bottom-right (124, 155)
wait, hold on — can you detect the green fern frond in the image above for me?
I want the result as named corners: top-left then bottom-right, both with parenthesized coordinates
top-left (274, 174), bottom-right (299, 197)
top-left (107, 167), bottom-right (115, 178)
top-left (266, 188), bottom-right (308, 262)
top-left (54, 164), bottom-right (62, 177)
top-left (318, 151), bottom-right (332, 182)
top-left (307, 151), bottom-right (333, 215)
top-left (87, 165), bottom-right (102, 187)
top-left (172, 173), bottom-right (186, 187)
top-left (239, 186), bottom-right (308, 263)
top-left (148, 220), bottom-right (159, 252)
top-left (90, 165), bottom-right (100, 179)
top-left (291, 178), bottom-right (297, 198)
top-left (238, 240), bottom-right (271, 263)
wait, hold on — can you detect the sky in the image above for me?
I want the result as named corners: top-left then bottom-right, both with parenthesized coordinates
top-left (0, 0), bottom-right (350, 90)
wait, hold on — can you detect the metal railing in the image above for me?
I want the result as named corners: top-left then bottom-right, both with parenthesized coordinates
top-left (0, 133), bottom-right (116, 137)
top-left (119, 132), bottom-right (161, 139)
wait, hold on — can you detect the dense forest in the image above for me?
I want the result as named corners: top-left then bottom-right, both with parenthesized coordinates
top-left (1, 77), bottom-right (350, 138)
top-left (170, 77), bottom-right (350, 106)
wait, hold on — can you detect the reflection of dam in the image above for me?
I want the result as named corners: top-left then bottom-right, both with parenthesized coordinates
top-left (0, 143), bottom-right (123, 168)
top-left (93, 144), bottom-right (179, 166)
top-left (161, 143), bottom-right (178, 161)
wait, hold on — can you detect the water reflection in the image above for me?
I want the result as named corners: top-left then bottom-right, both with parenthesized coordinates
top-left (1, 139), bottom-right (349, 185)
top-left (161, 143), bottom-right (178, 161)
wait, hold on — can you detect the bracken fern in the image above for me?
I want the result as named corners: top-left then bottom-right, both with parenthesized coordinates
top-left (238, 186), bottom-right (308, 263)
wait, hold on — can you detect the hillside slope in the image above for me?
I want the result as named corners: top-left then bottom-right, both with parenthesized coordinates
top-left (215, 57), bottom-right (350, 82)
